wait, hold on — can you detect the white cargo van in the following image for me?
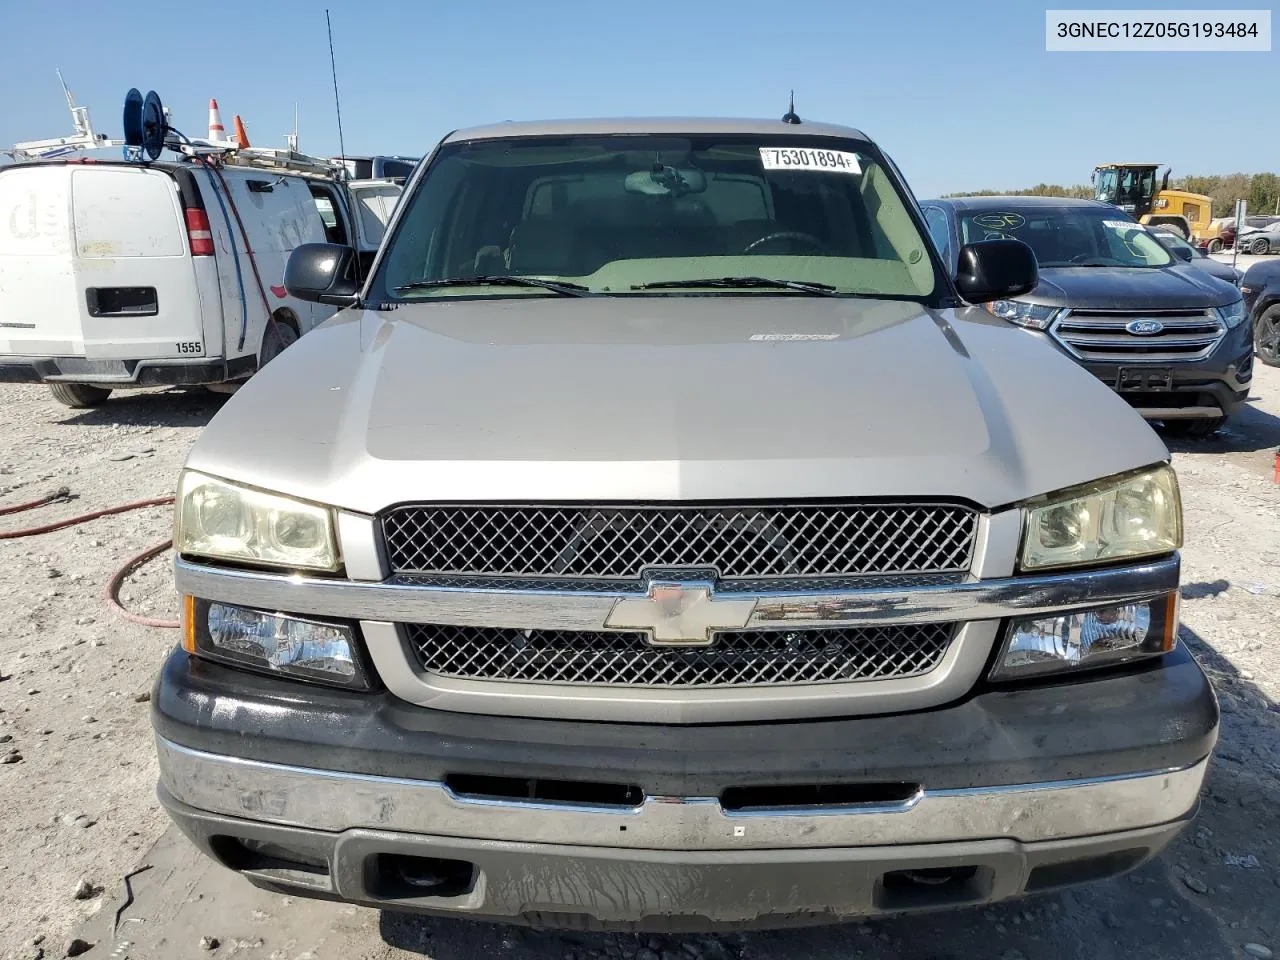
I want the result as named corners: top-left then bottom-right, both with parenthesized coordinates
top-left (0, 158), bottom-right (392, 407)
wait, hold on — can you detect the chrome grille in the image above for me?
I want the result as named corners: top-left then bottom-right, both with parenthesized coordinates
top-left (1052, 308), bottom-right (1225, 362)
top-left (381, 504), bottom-right (978, 580)
top-left (406, 623), bottom-right (957, 687)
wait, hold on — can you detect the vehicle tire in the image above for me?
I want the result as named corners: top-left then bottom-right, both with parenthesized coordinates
top-left (1249, 237), bottom-right (1270, 256)
top-left (1161, 417), bottom-right (1226, 439)
top-left (1255, 306), bottom-right (1280, 368)
top-left (1207, 238), bottom-right (1223, 254)
top-left (258, 318), bottom-right (299, 369)
top-left (47, 383), bottom-right (112, 408)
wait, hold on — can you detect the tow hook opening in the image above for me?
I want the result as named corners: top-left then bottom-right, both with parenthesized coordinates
top-left (366, 853), bottom-right (476, 901)
top-left (876, 865), bottom-right (992, 910)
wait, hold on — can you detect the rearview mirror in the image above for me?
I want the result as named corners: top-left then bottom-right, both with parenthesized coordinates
top-left (624, 165), bottom-right (707, 196)
top-left (954, 239), bottom-right (1038, 303)
top-left (284, 243), bottom-right (359, 305)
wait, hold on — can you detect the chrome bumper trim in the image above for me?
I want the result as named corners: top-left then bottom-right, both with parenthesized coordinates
top-left (173, 554), bottom-right (1181, 632)
top-left (156, 737), bottom-right (1207, 851)
top-left (1134, 406), bottom-right (1224, 420)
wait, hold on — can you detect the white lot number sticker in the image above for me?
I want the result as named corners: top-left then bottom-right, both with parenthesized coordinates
top-left (760, 147), bottom-right (861, 174)
top-left (1103, 219), bottom-right (1143, 230)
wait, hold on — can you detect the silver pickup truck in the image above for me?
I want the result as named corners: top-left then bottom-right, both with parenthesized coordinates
top-left (153, 117), bottom-right (1218, 930)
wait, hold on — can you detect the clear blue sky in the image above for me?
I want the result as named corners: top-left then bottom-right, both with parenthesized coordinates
top-left (2, 0), bottom-right (1274, 197)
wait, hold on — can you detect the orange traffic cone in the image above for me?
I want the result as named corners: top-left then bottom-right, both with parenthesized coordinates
top-left (233, 115), bottom-right (250, 149)
top-left (207, 99), bottom-right (226, 141)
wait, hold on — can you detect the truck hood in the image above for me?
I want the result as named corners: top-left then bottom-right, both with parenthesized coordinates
top-left (1026, 265), bottom-right (1239, 309)
top-left (187, 296), bottom-right (1169, 513)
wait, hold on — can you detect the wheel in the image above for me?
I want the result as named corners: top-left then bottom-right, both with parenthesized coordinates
top-left (47, 383), bottom-right (111, 408)
top-left (1249, 237), bottom-right (1270, 256)
top-left (258, 318), bottom-right (299, 369)
top-left (1207, 238), bottom-right (1223, 254)
top-left (1255, 306), bottom-right (1280, 368)
top-left (1161, 417), bottom-right (1226, 439)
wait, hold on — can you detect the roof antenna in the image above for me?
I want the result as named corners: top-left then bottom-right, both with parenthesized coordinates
top-left (325, 9), bottom-right (348, 168)
top-left (781, 90), bottom-right (801, 125)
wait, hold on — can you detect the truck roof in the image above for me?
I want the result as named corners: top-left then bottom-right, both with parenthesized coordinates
top-left (443, 117), bottom-right (871, 143)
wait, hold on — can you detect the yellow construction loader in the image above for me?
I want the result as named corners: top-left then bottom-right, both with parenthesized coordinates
top-left (1092, 163), bottom-right (1213, 239)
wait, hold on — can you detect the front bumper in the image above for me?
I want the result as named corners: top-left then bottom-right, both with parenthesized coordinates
top-left (1080, 349), bottom-right (1252, 419)
top-left (1031, 315), bottom-right (1254, 420)
top-left (153, 646), bottom-right (1218, 928)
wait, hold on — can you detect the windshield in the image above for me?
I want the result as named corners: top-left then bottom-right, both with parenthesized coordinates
top-left (371, 134), bottom-right (940, 301)
top-left (1151, 230), bottom-right (1199, 258)
top-left (350, 185), bottom-right (401, 246)
top-left (1094, 168), bottom-right (1118, 203)
top-left (957, 206), bottom-right (1174, 268)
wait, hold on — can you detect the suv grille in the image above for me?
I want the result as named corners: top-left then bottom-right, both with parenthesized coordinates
top-left (381, 503), bottom-right (978, 580)
top-left (406, 623), bottom-right (957, 687)
top-left (1052, 308), bottom-right (1225, 362)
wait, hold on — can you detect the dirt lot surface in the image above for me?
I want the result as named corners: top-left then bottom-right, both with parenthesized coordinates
top-left (1, 308), bottom-right (1278, 959)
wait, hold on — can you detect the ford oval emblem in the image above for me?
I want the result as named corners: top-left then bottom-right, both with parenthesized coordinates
top-left (1126, 319), bottom-right (1164, 336)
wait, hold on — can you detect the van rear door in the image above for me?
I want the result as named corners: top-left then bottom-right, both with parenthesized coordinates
top-left (0, 165), bottom-right (83, 356)
top-left (71, 166), bottom-right (213, 362)
top-left (0, 164), bottom-right (214, 367)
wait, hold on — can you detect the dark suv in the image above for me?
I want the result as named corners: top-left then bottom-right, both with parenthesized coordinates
top-left (1242, 258), bottom-right (1280, 367)
top-left (922, 196), bottom-right (1251, 438)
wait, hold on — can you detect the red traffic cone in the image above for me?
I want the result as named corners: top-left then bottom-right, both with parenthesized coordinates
top-left (207, 99), bottom-right (226, 141)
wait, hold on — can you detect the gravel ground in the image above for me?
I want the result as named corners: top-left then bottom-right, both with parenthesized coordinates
top-left (0, 345), bottom-right (1278, 959)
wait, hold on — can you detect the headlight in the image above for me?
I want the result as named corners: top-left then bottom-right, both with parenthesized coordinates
top-left (1020, 464), bottom-right (1181, 571)
top-left (990, 594), bottom-right (1179, 681)
top-left (1215, 299), bottom-right (1247, 328)
top-left (182, 598), bottom-right (368, 689)
top-left (982, 300), bottom-right (1059, 330)
top-left (176, 471), bottom-right (340, 572)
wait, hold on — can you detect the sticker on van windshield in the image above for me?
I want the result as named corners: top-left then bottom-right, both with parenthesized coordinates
top-left (759, 148), bottom-right (861, 174)
top-left (1103, 219), bottom-right (1141, 230)
top-left (971, 212), bottom-right (1026, 230)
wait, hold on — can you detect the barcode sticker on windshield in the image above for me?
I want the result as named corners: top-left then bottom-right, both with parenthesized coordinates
top-left (760, 148), bottom-right (861, 174)
top-left (1103, 219), bottom-right (1142, 229)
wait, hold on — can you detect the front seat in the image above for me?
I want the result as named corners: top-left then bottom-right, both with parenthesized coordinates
top-left (507, 219), bottom-right (579, 276)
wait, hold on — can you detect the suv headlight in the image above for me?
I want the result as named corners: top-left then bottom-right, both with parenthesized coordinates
top-left (982, 300), bottom-right (1059, 330)
top-left (1019, 464), bottom-right (1181, 571)
top-left (1215, 299), bottom-right (1247, 328)
top-left (176, 471), bottom-right (340, 572)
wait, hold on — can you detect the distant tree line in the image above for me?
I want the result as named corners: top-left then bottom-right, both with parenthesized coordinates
top-left (944, 172), bottom-right (1280, 217)
top-left (942, 183), bottom-right (1095, 200)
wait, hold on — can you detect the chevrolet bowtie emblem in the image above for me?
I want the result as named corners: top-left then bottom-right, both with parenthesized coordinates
top-left (604, 581), bottom-right (757, 647)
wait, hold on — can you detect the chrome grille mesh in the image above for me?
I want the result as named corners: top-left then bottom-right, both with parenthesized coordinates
top-left (406, 623), bottom-right (957, 687)
top-left (1052, 309), bottom-right (1225, 362)
top-left (381, 504), bottom-right (977, 579)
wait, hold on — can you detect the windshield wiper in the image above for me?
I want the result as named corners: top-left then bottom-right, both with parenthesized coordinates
top-left (394, 276), bottom-right (590, 297)
top-left (631, 276), bottom-right (839, 296)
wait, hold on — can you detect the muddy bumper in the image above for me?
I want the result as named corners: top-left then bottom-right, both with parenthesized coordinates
top-left (151, 647), bottom-right (1217, 929)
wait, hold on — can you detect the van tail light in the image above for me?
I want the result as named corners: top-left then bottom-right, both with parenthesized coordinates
top-left (185, 209), bottom-right (215, 256)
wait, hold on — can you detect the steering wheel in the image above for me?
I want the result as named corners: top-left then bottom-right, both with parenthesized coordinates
top-left (742, 231), bottom-right (830, 255)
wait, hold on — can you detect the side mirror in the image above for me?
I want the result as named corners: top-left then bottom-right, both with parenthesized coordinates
top-left (954, 239), bottom-right (1038, 304)
top-left (1171, 245), bottom-right (1194, 262)
top-left (284, 243), bottom-right (359, 305)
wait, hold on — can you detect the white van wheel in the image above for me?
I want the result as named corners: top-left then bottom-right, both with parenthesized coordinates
top-left (48, 383), bottom-right (112, 408)
top-left (259, 319), bottom-right (299, 368)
